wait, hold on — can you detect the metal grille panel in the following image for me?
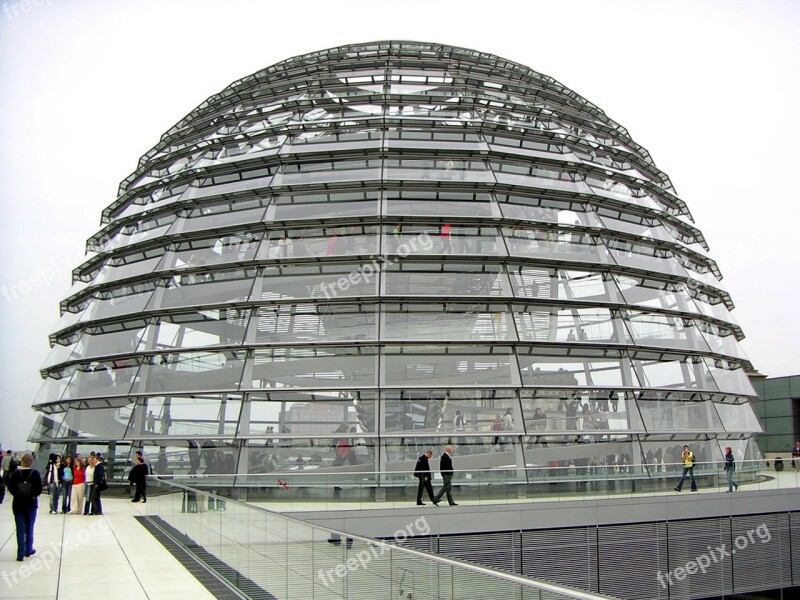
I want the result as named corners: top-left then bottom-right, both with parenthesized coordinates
top-left (522, 526), bottom-right (598, 593)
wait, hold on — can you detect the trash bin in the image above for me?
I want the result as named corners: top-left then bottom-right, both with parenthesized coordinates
top-left (775, 457), bottom-right (784, 472)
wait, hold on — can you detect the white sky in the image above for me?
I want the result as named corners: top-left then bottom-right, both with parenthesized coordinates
top-left (0, 0), bottom-right (798, 450)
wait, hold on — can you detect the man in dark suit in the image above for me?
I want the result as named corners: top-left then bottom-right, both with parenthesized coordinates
top-left (414, 450), bottom-right (436, 505)
top-left (91, 454), bottom-right (105, 515)
top-left (128, 455), bottom-right (149, 503)
top-left (433, 446), bottom-right (458, 506)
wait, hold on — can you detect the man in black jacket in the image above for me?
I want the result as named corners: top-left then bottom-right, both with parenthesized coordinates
top-left (128, 455), bottom-right (149, 503)
top-left (414, 450), bottom-right (435, 505)
top-left (91, 455), bottom-right (105, 515)
top-left (433, 446), bottom-right (458, 506)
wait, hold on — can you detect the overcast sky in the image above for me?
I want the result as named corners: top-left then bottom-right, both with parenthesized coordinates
top-left (0, 0), bottom-right (797, 450)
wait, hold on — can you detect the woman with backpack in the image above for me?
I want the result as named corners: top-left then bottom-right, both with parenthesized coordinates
top-left (9, 452), bottom-right (43, 561)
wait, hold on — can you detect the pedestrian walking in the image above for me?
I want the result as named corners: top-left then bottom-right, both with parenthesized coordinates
top-left (674, 445), bottom-right (697, 492)
top-left (8, 452), bottom-right (43, 561)
top-left (414, 450), bottom-right (436, 505)
top-left (433, 446), bottom-right (458, 506)
top-left (724, 447), bottom-right (739, 492)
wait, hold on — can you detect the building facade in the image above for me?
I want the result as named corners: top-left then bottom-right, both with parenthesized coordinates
top-left (29, 41), bottom-right (762, 485)
top-left (752, 374), bottom-right (800, 455)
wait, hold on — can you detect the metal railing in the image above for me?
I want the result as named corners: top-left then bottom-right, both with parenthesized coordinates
top-left (145, 477), bottom-right (621, 600)
top-left (144, 459), bottom-right (795, 510)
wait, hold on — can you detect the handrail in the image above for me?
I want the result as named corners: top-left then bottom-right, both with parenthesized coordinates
top-left (148, 476), bottom-right (621, 600)
top-left (146, 458), bottom-right (780, 480)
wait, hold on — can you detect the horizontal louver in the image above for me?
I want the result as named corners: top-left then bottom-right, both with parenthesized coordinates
top-left (522, 527), bottom-right (598, 593)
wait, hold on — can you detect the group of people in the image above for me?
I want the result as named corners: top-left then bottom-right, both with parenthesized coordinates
top-left (0, 449), bottom-right (21, 504)
top-left (412, 444), bottom-right (745, 505)
top-left (41, 451), bottom-right (107, 516)
top-left (2, 450), bottom-right (107, 563)
top-left (673, 445), bottom-right (740, 493)
top-left (3, 449), bottom-right (150, 563)
top-left (414, 446), bottom-right (458, 506)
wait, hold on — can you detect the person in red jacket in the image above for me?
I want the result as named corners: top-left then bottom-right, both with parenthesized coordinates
top-left (70, 456), bottom-right (86, 514)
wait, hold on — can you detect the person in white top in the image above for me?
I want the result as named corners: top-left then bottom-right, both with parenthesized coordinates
top-left (83, 458), bottom-right (95, 515)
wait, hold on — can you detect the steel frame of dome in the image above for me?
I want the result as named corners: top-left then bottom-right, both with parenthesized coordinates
top-left (29, 41), bottom-right (762, 484)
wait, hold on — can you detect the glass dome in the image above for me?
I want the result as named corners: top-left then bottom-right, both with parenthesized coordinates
top-left (30, 41), bottom-right (761, 486)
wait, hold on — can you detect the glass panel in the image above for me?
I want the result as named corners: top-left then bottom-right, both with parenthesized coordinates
top-left (385, 158), bottom-right (495, 183)
top-left (690, 291), bottom-right (740, 327)
top-left (518, 350), bottom-right (636, 388)
top-left (585, 174), bottom-right (660, 210)
top-left (714, 402), bottom-right (763, 433)
top-left (33, 374), bottom-right (75, 406)
top-left (386, 224), bottom-right (502, 256)
top-left (286, 128), bottom-right (383, 153)
top-left (257, 264), bottom-right (379, 301)
top-left (259, 225), bottom-right (379, 259)
top-left (385, 189), bottom-right (494, 218)
top-left (624, 311), bottom-right (711, 352)
top-left (492, 161), bottom-right (592, 194)
top-left (62, 401), bottom-right (136, 439)
top-left (485, 133), bottom-right (570, 160)
top-left (163, 233), bottom-right (262, 271)
top-left (28, 413), bottom-right (69, 441)
top-left (79, 285), bottom-right (156, 322)
top-left (514, 306), bottom-right (629, 344)
top-left (385, 127), bottom-right (485, 152)
top-left (383, 302), bottom-right (516, 341)
top-left (153, 309), bottom-right (251, 350)
top-left (90, 253), bottom-right (164, 286)
top-left (245, 391), bottom-right (372, 437)
top-left (45, 323), bottom-right (148, 366)
top-left (615, 275), bottom-right (698, 313)
top-left (239, 437), bottom-right (376, 474)
top-left (136, 395), bottom-right (243, 437)
top-left (696, 321), bottom-right (748, 360)
top-left (637, 399), bottom-right (723, 433)
top-left (248, 347), bottom-right (378, 389)
top-left (172, 196), bottom-right (269, 234)
top-left (62, 360), bottom-right (139, 399)
top-left (521, 390), bottom-right (641, 436)
top-left (250, 303), bottom-right (377, 343)
top-left (270, 190), bottom-right (380, 220)
top-left (705, 358), bottom-right (757, 396)
top-left (497, 193), bottom-right (602, 227)
top-left (130, 351), bottom-right (246, 394)
top-left (596, 207), bottom-right (674, 242)
top-left (632, 353), bottom-right (718, 391)
top-left (606, 239), bottom-right (687, 277)
top-left (50, 309), bottom-right (83, 338)
top-left (158, 268), bottom-right (256, 309)
top-left (274, 157), bottom-right (382, 186)
top-left (384, 262), bottom-right (511, 297)
top-left (504, 226), bottom-right (614, 265)
top-left (383, 345), bottom-right (517, 387)
top-left (382, 390), bottom-right (521, 435)
top-left (101, 218), bottom-right (175, 252)
top-left (380, 435), bottom-right (518, 464)
top-left (639, 439), bottom-right (720, 474)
